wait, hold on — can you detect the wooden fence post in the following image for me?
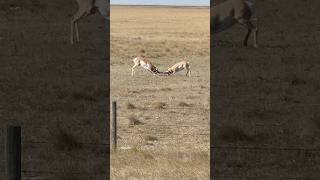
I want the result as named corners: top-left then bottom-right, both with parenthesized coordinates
top-left (112, 101), bottom-right (117, 151)
top-left (6, 126), bottom-right (21, 180)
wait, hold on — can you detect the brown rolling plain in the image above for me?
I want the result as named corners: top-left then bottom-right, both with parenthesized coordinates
top-left (110, 5), bottom-right (210, 179)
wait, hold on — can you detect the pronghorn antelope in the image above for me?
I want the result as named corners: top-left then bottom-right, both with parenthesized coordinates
top-left (211, 0), bottom-right (258, 48)
top-left (165, 60), bottom-right (191, 77)
top-left (70, 0), bottom-right (108, 44)
top-left (131, 57), bottom-right (160, 76)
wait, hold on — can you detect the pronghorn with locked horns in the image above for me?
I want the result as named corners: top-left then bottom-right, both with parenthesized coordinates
top-left (70, 0), bottom-right (108, 44)
top-left (165, 58), bottom-right (191, 77)
top-left (131, 57), bottom-right (160, 76)
top-left (211, 0), bottom-right (258, 48)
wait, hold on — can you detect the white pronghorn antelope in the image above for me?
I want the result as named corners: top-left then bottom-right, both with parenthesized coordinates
top-left (211, 0), bottom-right (258, 48)
top-left (70, 0), bottom-right (108, 44)
top-left (165, 60), bottom-right (191, 77)
top-left (131, 57), bottom-right (160, 76)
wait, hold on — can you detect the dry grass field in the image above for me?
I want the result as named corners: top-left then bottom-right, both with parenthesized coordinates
top-left (1, 0), bottom-right (108, 179)
top-left (110, 5), bottom-right (210, 179)
top-left (212, 0), bottom-right (320, 179)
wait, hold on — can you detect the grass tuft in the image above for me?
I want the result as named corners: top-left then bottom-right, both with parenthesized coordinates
top-left (125, 102), bottom-right (136, 109)
top-left (50, 126), bottom-right (82, 151)
top-left (219, 126), bottom-right (255, 143)
top-left (152, 102), bottom-right (166, 109)
top-left (71, 91), bottom-right (96, 102)
top-left (178, 102), bottom-right (192, 107)
top-left (144, 135), bottom-right (158, 142)
top-left (128, 115), bottom-right (144, 126)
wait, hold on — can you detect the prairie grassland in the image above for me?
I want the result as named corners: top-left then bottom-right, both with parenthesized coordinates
top-left (111, 6), bottom-right (210, 60)
top-left (0, 0), bottom-right (108, 179)
top-left (110, 5), bottom-right (210, 179)
top-left (211, 0), bottom-right (320, 178)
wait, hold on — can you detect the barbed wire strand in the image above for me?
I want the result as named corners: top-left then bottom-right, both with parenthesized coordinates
top-left (212, 175), bottom-right (303, 180)
top-left (23, 141), bottom-right (109, 147)
top-left (21, 170), bottom-right (105, 175)
top-left (211, 145), bottom-right (320, 152)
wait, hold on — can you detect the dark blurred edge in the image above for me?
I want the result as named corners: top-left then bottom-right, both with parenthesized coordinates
top-left (106, 0), bottom-right (111, 179)
top-left (210, 0), bottom-right (214, 179)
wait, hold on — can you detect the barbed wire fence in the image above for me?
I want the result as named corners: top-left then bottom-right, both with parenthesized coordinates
top-left (112, 98), bottom-right (319, 179)
top-left (0, 98), bottom-right (209, 179)
top-left (109, 100), bottom-right (210, 151)
top-left (2, 99), bottom-right (319, 179)
top-left (1, 126), bottom-right (108, 179)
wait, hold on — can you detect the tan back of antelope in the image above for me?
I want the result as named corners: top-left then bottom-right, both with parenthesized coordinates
top-left (167, 60), bottom-right (191, 77)
top-left (131, 57), bottom-right (159, 76)
top-left (211, 0), bottom-right (258, 48)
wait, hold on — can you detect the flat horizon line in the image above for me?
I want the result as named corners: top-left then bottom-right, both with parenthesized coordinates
top-left (110, 4), bottom-right (210, 8)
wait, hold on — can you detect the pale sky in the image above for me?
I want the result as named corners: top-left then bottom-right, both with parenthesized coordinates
top-left (110, 0), bottom-right (209, 6)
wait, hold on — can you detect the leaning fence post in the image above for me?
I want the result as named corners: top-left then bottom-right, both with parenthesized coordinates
top-left (112, 101), bottom-right (117, 151)
top-left (6, 126), bottom-right (21, 180)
